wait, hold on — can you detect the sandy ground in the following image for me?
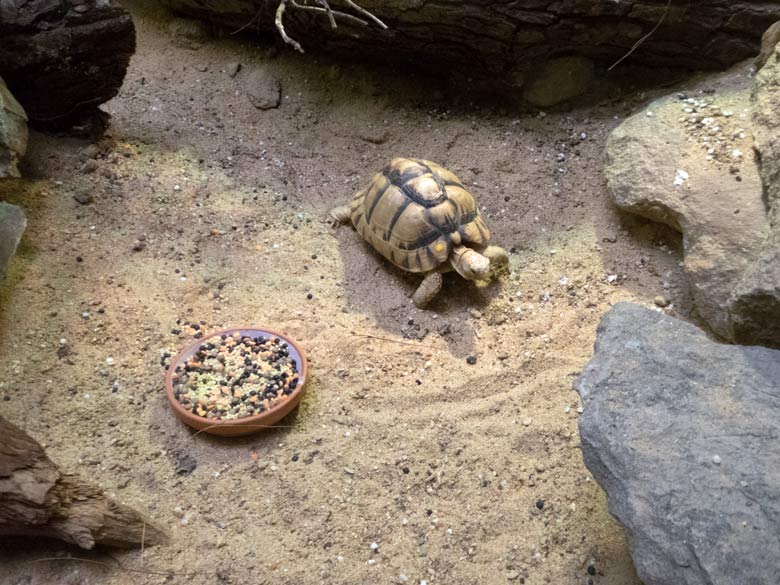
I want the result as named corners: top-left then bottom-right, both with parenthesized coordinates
top-left (1, 3), bottom-right (695, 584)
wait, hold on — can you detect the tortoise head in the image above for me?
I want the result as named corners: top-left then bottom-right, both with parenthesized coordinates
top-left (449, 245), bottom-right (490, 280)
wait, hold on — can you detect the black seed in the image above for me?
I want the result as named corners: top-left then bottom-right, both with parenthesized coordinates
top-left (76, 256), bottom-right (83, 262)
top-left (466, 355), bottom-right (477, 365)
top-left (587, 565), bottom-right (596, 576)
top-left (292, 454), bottom-right (299, 462)
top-left (307, 293), bottom-right (313, 300)
top-left (402, 466), bottom-right (410, 474)
top-left (426, 509), bottom-right (433, 516)
top-left (415, 379), bottom-right (422, 385)
top-left (171, 328), bottom-right (181, 334)
top-left (311, 254), bottom-right (317, 259)
top-left (535, 499), bottom-right (545, 510)
top-left (2, 395), bottom-right (10, 401)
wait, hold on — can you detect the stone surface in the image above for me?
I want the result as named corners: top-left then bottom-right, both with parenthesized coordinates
top-left (729, 231), bottom-right (780, 347)
top-left (0, 202), bottom-right (26, 281)
top-left (243, 68), bottom-right (282, 111)
top-left (0, 0), bottom-right (135, 129)
top-left (728, 35), bottom-right (780, 348)
top-left (164, 0), bottom-right (780, 93)
top-left (605, 65), bottom-right (769, 341)
top-left (0, 77), bottom-right (27, 178)
top-left (751, 21), bottom-right (780, 217)
top-left (754, 20), bottom-right (780, 72)
top-left (522, 56), bottom-right (595, 107)
top-left (575, 302), bottom-right (780, 585)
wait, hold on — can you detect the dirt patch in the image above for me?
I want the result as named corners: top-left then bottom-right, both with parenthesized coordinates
top-left (0, 2), bottom-right (694, 584)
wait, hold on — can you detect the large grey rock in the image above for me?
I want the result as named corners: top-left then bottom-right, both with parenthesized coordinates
top-left (729, 230), bottom-right (780, 347)
top-left (0, 77), bottom-right (27, 178)
top-left (575, 302), bottom-right (780, 585)
top-left (727, 27), bottom-right (780, 348)
top-left (605, 66), bottom-right (770, 340)
top-left (0, 202), bottom-right (26, 280)
top-left (752, 21), bottom-right (780, 217)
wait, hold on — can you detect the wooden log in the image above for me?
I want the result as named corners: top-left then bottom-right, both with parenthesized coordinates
top-left (164, 0), bottom-right (780, 88)
top-left (0, 416), bottom-right (167, 549)
top-left (0, 0), bottom-right (136, 130)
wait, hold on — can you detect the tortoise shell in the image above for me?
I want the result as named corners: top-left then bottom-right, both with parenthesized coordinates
top-left (348, 158), bottom-right (490, 273)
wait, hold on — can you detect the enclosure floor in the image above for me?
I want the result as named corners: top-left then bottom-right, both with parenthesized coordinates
top-left (0, 3), bottom-right (694, 584)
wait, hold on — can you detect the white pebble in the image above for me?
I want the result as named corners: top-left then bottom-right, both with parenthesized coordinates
top-left (367, 559), bottom-right (377, 566)
top-left (731, 149), bottom-right (743, 158)
top-left (522, 417), bottom-right (532, 427)
top-left (370, 542), bottom-right (379, 551)
top-left (674, 169), bottom-right (689, 186)
top-left (59, 338), bottom-right (67, 345)
top-left (712, 455), bottom-right (722, 465)
top-left (105, 357), bottom-right (115, 366)
top-left (173, 184), bottom-right (181, 191)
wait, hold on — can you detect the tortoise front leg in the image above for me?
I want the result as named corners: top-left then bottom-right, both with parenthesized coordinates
top-left (412, 272), bottom-right (443, 308)
top-left (476, 245), bottom-right (509, 269)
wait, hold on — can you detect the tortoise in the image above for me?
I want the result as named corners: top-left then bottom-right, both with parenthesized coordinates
top-left (330, 157), bottom-right (508, 308)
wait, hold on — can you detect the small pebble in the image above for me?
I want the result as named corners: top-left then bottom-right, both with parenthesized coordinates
top-left (654, 296), bottom-right (669, 308)
top-left (712, 455), bottom-right (722, 465)
top-left (73, 191), bottom-right (94, 205)
top-left (466, 355), bottom-right (477, 365)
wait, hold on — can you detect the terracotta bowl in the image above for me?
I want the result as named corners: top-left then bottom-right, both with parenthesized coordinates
top-left (164, 327), bottom-right (308, 437)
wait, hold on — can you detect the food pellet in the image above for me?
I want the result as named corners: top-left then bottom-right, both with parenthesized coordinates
top-left (171, 333), bottom-right (299, 420)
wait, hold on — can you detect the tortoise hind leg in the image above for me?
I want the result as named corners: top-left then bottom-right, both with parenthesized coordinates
top-left (412, 272), bottom-right (443, 308)
top-left (329, 205), bottom-right (352, 227)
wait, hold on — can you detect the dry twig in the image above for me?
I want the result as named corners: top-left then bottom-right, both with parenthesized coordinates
top-left (275, 0), bottom-right (387, 53)
top-left (608, 0), bottom-right (673, 71)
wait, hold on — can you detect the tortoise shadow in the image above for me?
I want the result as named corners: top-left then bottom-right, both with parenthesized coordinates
top-left (333, 228), bottom-right (504, 358)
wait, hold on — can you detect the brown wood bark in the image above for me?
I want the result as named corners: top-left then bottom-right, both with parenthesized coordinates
top-left (164, 0), bottom-right (780, 86)
top-left (0, 416), bottom-right (167, 550)
top-left (0, 0), bottom-right (136, 129)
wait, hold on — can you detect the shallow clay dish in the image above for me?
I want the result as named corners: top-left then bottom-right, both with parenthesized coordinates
top-left (165, 327), bottom-right (308, 437)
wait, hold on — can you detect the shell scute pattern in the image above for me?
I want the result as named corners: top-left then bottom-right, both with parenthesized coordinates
top-left (349, 158), bottom-right (490, 273)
